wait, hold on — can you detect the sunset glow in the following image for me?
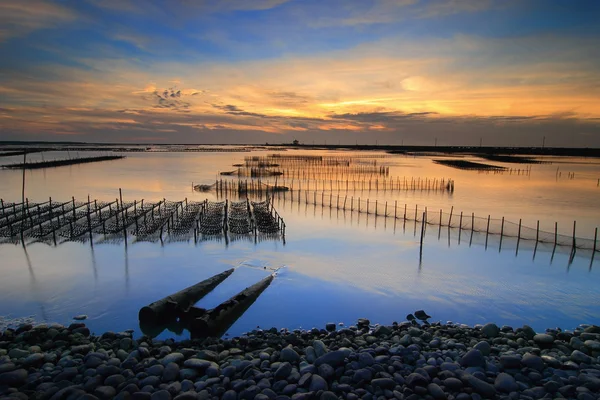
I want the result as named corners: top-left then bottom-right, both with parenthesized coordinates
top-left (1, 0), bottom-right (599, 145)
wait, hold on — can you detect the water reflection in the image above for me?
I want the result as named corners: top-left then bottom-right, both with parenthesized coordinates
top-left (0, 150), bottom-right (599, 338)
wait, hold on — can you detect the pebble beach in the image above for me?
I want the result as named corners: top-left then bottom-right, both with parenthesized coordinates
top-left (1, 318), bottom-right (600, 400)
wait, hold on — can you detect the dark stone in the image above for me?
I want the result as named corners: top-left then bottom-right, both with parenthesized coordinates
top-left (443, 377), bottom-right (463, 391)
top-left (494, 373), bottom-right (518, 393)
top-left (132, 392), bottom-right (153, 400)
top-left (105, 374), bottom-right (127, 387)
top-left (427, 383), bottom-right (447, 400)
top-left (173, 393), bottom-right (200, 400)
top-left (317, 364), bottom-right (335, 380)
top-left (461, 373), bottom-right (496, 398)
top-left (280, 347), bottom-right (300, 364)
top-left (460, 349), bottom-right (486, 368)
top-left (161, 353), bottom-right (185, 365)
top-left (222, 390), bottom-right (237, 400)
top-left (320, 391), bottom-right (337, 400)
top-left (163, 363), bottom-right (180, 382)
top-left (500, 354), bottom-right (522, 369)
top-left (473, 341), bottom-right (491, 356)
top-left (533, 334), bottom-right (554, 347)
top-left (352, 368), bottom-right (372, 383)
top-left (314, 349), bottom-right (351, 367)
top-left (358, 352), bottom-right (374, 368)
top-left (275, 362), bottom-right (293, 380)
top-left (309, 374), bottom-right (328, 391)
top-left (95, 386), bottom-right (118, 400)
top-left (0, 368), bottom-right (28, 387)
top-left (53, 367), bottom-right (78, 382)
top-left (182, 358), bottom-right (211, 370)
top-left (325, 324), bottom-right (336, 332)
top-left (521, 353), bottom-right (544, 371)
top-left (406, 373), bottom-right (429, 387)
top-left (371, 378), bottom-right (395, 390)
top-left (151, 390), bottom-right (172, 400)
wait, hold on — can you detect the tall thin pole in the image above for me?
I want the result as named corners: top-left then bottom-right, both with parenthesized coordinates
top-left (20, 152), bottom-right (26, 243)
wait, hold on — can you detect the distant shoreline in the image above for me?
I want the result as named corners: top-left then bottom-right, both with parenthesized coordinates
top-left (1, 142), bottom-right (600, 157)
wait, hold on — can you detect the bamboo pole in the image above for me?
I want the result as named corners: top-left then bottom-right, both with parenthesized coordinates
top-left (485, 215), bottom-right (490, 248)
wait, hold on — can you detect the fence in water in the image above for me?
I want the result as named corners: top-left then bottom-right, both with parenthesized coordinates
top-left (217, 186), bottom-right (599, 254)
top-left (0, 195), bottom-right (284, 246)
top-left (198, 175), bottom-right (455, 196)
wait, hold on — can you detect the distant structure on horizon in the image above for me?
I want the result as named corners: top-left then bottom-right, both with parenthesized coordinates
top-left (292, 139), bottom-right (299, 145)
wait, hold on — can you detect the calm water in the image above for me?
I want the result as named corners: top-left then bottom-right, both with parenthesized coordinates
top-left (0, 149), bottom-right (599, 337)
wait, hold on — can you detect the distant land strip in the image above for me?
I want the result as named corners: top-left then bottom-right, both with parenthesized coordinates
top-left (0, 143), bottom-right (599, 157)
top-left (1, 155), bottom-right (125, 170)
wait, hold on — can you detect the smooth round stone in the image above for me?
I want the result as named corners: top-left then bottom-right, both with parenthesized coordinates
top-left (358, 352), bottom-right (374, 367)
top-left (494, 372), bottom-right (518, 393)
top-left (474, 341), bottom-right (491, 356)
top-left (533, 334), bottom-right (554, 346)
top-left (151, 390), bottom-right (172, 400)
top-left (320, 391), bottom-right (338, 400)
top-left (280, 347), bottom-right (300, 363)
top-left (371, 378), bottom-right (395, 390)
top-left (584, 340), bottom-right (600, 351)
top-left (406, 372), bottom-right (429, 387)
top-left (8, 349), bottom-right (29, 359)
top-left (460, 349), bottom-right (486, 368)
top-left (0, 368), bottom-right (28, 386)
top-left (275, 362), bottom-right (293, 380)
top-left (147, 365), bottom-right (165, 376)
top-left (481, 323), bottom-right (500, 338)
top-left (427, 382), bottom-right (447, 400)
top-left (500, 354), bottom-right (522, 369)
top-left (312, 340), bottom-right (328, 358)
top-left (94, 385), bottom-right (117, 399)
top-left (161, 353), bottom-right (184, 366)
top-left (443, 377), bottom-right (463, 391)
top-left (521, 353), bottom-right (544, 371)
top-left (570, 350), bottom-right (592, 364)
top-left (22, 353), bottom-right (45, 367)
top-left (309, 374), bottom-right (328, 391)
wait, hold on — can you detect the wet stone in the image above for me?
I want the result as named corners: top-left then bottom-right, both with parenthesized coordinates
top-left (494, 372), bottom-right (518, 393)
top-left (0, 368), bottom-right (28, 387)
top-left (161, 353), bottom-right (185, 366)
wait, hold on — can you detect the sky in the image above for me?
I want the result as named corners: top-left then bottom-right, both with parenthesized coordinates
top-left (0, 0), bottom-right (599, 146)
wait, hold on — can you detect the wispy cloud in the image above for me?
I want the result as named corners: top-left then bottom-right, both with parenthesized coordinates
top-left (0, 0), bottom-right (76, 42)
top-left (1, 0), bottom-right (599, 145)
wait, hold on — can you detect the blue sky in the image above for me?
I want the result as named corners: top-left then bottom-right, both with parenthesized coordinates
top-left (0, 0), bottom-right (599, 145)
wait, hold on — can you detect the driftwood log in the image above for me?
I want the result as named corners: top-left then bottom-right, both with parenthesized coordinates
top-left (188, 273), bottom-right (274, 338)
top-left (138, 268), bottom-right (234, 324)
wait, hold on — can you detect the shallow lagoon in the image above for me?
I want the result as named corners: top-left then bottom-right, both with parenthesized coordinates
top-left (0, 149), bottom-right (598, 337)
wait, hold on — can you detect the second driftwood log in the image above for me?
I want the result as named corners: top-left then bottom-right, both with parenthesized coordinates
top-left (187, 273), bottom-right (274, 338)
top-left (138, 268), bottom-right (234, 324)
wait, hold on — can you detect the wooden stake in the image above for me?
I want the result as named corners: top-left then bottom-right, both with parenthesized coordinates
top-left (572, 220), bottom-right (577, 249)
top-left (485, 215), bottom-right (490, 248)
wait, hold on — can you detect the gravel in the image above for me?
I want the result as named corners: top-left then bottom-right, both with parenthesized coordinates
top-left (1, 320), bottom-right (599, 399)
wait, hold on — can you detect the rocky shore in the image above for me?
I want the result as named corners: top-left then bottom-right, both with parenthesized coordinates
top-left (1, 319), bottom-right (599, 400)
